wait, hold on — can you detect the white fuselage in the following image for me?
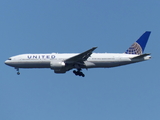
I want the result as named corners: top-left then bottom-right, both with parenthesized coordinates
top-left (5, 53), bottom-right (151, 69)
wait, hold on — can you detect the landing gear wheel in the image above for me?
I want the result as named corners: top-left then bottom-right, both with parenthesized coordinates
top-left (82, 74), bottom-right (85, 77)
top-left (73, 70), bottom-right (76, 74)
top-left (79, 72), bottom-right (85, 77)
top-left (78, 72), bottom-right (83, 76)
top-left (73, 70), bottom-right (85, 77)
top-left (73, 70), bottom-right (78, 75)
top-left (17, 72), bottom-right (20, 75)
top-left (15, 68), bottom-right (20, 75)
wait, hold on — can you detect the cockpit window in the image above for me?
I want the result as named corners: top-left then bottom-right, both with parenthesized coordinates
top-left (8, 58), bottom-right (12, 60)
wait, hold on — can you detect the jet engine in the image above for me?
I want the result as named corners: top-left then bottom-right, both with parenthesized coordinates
top-left (50, 61), bottom-right (66, 73)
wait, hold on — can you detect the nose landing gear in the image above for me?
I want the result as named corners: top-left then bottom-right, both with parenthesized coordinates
top-left (15, 68), bottom-right (20, 75)
top-left (73, 69), bottom-right (85, 77)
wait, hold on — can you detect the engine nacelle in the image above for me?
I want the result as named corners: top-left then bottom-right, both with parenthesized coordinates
top-left (50, 61), bottom-right (66, 73)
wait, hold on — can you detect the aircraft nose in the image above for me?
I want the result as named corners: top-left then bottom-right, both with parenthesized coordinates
top-left (5, 59), bottom-right (15, 67)
top-left (5, 60), bottom-right (10, 65)
top-left (5, 60), bottom-right (8, 65)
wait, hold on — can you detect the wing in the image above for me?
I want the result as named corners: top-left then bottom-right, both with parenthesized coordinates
top-left (65, 47), bottom-right (97, 63)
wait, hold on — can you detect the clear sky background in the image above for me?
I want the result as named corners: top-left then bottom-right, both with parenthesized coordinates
top-left (0, 0), bottom-right (160, 120)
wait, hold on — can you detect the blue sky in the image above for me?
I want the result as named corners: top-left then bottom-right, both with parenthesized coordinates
top-left (0, 0), bottom-right (160, 120)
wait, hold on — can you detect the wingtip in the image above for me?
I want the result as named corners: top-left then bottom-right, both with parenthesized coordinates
top-left (93, 47), bottom-right (98, 49)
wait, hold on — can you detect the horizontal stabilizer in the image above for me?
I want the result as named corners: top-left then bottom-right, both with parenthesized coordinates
top-left (131, 53), bottom-right (151, 59)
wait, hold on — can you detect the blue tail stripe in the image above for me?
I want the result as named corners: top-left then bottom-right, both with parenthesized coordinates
top-left (136, 31), bottom-right (151, 52)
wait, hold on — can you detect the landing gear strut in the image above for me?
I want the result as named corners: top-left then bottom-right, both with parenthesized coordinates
top-left (15, 68), bottom-right (20, 75)
top-left (73, 69), bottom-right (85, 77)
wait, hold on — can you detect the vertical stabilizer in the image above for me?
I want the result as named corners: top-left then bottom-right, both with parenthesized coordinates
top-left (125, 31), bottom-right (151, 55)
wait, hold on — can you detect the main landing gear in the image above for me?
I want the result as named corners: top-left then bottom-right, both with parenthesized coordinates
top-left (15, 68), bottom-right (20, 75)
top-left (73, 69), bottom-right (85, 77)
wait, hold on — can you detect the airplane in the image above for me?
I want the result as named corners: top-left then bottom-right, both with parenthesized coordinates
top-left (5, 31), bottom-right (151, 77)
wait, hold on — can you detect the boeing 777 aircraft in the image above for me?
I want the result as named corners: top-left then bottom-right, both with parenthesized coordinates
top-left (5, 31), bottom-right (151, 77)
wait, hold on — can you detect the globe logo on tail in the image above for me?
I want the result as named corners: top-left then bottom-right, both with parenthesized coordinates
top-left (125, 42), bottom-right (142, 55)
